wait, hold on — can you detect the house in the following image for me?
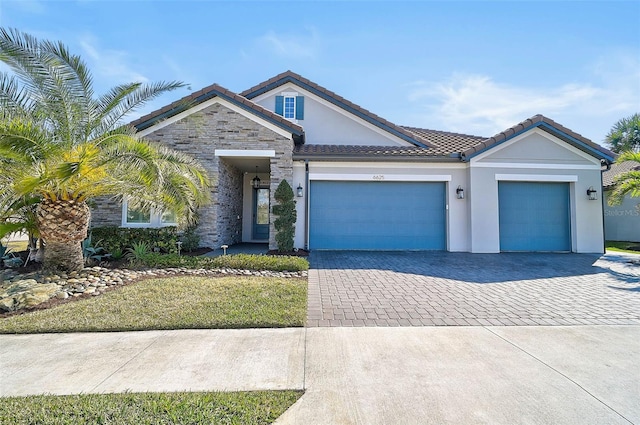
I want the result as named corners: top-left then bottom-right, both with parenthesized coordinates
top-left (91, 71), bottom-right (615, 253)
top-left (603, 161), bottom-right (640, 243)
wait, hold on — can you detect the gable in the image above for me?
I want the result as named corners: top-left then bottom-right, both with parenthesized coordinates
top-left (136, 96), bottom-right (295, 141)
top-left (473, 128), bottom-right (600, 168)
top-left (250, 82), bottom-right (414, 147)
top-left (131, 83), bottom-right (302, 142)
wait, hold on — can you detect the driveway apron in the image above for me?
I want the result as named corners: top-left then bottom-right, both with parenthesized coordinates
top-left (307, 251), bottom-right (640, 327)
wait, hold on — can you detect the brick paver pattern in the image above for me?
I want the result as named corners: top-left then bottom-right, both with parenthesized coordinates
top-left (306, 251), bottom-right (640, 327)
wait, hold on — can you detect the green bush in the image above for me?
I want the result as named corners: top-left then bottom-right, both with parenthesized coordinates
top-left (272, 180), bottom-right (296, 252)
top-left (180, 226), bottom-right (200, 252)
top-left (134, 253), bottom-right (309, 272)
top-left (92, 226), bottom-right (179, 254)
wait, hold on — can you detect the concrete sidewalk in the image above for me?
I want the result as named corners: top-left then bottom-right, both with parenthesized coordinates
top-left (1, 326), bottom-right (639, 424)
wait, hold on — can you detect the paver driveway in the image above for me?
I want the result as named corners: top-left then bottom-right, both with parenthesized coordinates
top-left (306, 251), bottom-right (640, 327)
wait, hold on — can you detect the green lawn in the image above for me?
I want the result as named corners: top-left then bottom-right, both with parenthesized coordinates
top-left (0, 276), bottom-right (307, 333)
top-left (2, 239), bottom-right (28, 253)
top-left (0, 391), bottom-right (302, 425)
top-left (605, 241), bottom-right (640, 254)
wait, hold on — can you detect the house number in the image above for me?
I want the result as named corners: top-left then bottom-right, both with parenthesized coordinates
top-left (373, 175), bottom-right (385, 181)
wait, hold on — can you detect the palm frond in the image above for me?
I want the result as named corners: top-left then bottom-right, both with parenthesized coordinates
top-left (0, 72), bottom-right (34, 118)
top-left (94, 80), bottom-right (186, 134)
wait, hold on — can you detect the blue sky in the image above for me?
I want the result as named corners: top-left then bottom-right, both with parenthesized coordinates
top-left (1, 0), bottom-right (639, 145)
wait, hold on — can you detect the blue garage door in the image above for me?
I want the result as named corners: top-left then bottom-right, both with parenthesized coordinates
top-left (498, 182), bottom-right (571, 252)
top-left (309, 181), bottom-right (446, 250)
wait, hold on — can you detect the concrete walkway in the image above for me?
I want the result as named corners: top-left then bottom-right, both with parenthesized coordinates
top-left (2, 326), bottom-right (639, 424)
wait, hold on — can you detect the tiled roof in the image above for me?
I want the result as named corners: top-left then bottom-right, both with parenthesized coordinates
top-left (240, 70), bottom-right (436, 149)
top-left (130, 83), bottom-right (304, 135)
top-left (401, 126), bottom-right (485, 155)
top-left (461, 114), bottom-right (615, 161)
top-left (603, 160), bottom-right (639, 189)
top-left (293, 144), bottom-right (455, 160)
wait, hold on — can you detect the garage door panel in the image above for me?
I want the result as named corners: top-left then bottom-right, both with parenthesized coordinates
top-left (499, 182), bottom-right (571, 252)
top-left (310, 181), bottom-right (445, 250)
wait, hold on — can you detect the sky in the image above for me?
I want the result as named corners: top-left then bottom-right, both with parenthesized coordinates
top-left (1, 0), bottom-right (639, 146)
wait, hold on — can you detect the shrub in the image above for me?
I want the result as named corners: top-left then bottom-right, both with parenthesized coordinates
top-left (272, 181), bottom-right (296, 252)
top-left (180, 226), bottom-right (200, 252)
top-left (126, 241), bottom-right (151, 265)
top-left (92, 226), bottom-right (179, 254)
top-left (134, 253), bottom-right (309, 272)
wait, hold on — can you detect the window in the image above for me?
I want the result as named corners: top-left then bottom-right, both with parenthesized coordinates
top-left (275, 93), bottom-right (304, 120)
top-left (283, 96), bottom-right (295, 119)
top-left (123, 200), bottom-right (177, 227)
top-left (126, 206), bottom-right (151, 224)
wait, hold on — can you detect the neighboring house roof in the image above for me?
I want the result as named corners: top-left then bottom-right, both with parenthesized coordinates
top-left (461, 114), bottom-right (615, 163)
top-left (130, 83), bottom-right (304, 139)
top-left (293, 144), bottom-right (460, 161)
top-left (240, 70), bottom-right (436, 149)
top-left (603, 160), bottom-right (640, 189)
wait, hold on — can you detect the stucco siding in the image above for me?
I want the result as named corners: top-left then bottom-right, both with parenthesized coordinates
top-left (253, 83), bottom-right (411, 146)
top-left (475, 129), bottom-right (599, 167)
top-left (604, 192), bottom-right (640, 242)
top-left (300, 162), bottom-right (469, 252)
top-left (469, 166), bottom-right (603, 253)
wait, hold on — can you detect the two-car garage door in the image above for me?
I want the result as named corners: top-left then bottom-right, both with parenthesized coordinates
top-left (309, 181), bottom-right (446, 250)
top-left (308, 180), bottom-right (572, 251)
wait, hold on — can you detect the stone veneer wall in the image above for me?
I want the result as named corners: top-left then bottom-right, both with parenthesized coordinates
top-left (137, 102), bottom-right (294, 249)
top-left (91, 196), bottom-right (123, 227)
top-left (217, 158), bottom-right (243, 246)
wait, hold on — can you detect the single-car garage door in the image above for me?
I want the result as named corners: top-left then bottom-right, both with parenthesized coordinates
top-left (498, 181), bottom-right (571, 251)
top-left (309, 181), bottom-right (446, 250)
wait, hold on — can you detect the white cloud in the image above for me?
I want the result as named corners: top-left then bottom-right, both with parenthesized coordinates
top-left (257, 27), bottom-right (321, 60)
top-left (407, 53), bottom-right (640, 143)
top-left (79, 34), bottom-right (148, 85)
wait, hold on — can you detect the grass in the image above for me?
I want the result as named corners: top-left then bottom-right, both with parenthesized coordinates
top-left (0, 276), bottom-right (307, 333)
top-left (0, 390), bottom-right (302, 424)
top-left (134, 252), bottom-right (309, 272)
top-left (605, 241), bottom-right (640, 254)
top-left (1, 239), bottom-right (28, 253)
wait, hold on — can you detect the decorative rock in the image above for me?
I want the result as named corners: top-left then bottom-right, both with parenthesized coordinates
top-left (1, 264), bottom-right (306, 313)
top-left (0, 282), bottom-right (59, 311)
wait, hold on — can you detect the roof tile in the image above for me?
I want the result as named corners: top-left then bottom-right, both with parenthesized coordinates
top-left (240, 70), bottom-right (437, 148)
top-left (462, 114), bottom-right (614, 160)
top-left (130, 82), bottom-right (304, 135)
top-left (603, 160), bottom-right (639, 189)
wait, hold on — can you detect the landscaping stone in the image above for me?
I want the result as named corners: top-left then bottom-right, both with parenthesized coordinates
top-left (0, 280), bottom-right (59, 312)
top-left (0, 266), bottom-right (307, 313)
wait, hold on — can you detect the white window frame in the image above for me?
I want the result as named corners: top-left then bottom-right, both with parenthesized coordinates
top-left (283, 96), bottom-right (296, 119)
top-left (281, 91), bottom-right (298, 120)
top-left (122, 199), bottom-right (178, 228)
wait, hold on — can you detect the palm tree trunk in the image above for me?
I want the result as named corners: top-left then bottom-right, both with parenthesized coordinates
top-left (36, 199), bottom-right (90, 272)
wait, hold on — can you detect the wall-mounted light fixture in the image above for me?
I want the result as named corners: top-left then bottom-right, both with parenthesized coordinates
top-left (456, 185), bottom-right (465, 199)
top-left (252, 166), bottom-right (261, 189)
top-left (586, 186), bottom-right (598, 201)
top-left (297, 183), bottom-right (304, 197)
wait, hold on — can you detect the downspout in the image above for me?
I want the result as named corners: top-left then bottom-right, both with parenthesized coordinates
top-left (600, 159), bottom-right (612, 254)
top-left (304, 160), bottom-right (310, 251)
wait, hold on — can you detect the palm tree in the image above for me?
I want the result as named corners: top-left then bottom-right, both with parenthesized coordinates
top-left (0, 28), bottom-right (210, 272)
top-left (608, 151), bottom-right (640, 206)
top-left (605, 113), bottom-right (640, 153)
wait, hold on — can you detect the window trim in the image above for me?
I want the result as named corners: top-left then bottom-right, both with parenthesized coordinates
top-left (283, 96), bottom-right (296, 119)
top-left (122, 199), bottom-right (178, 228)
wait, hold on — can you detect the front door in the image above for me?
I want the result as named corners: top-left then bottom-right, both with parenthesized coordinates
top-left (253, 188), bottom-right (270, 240)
